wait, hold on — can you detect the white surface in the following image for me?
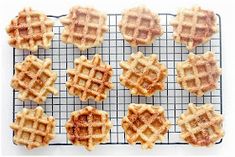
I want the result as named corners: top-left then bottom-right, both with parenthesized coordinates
top-left (0, 0), bottom-right (235, 156)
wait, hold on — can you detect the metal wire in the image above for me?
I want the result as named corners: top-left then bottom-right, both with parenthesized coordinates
top-left (12, 13), bottom-right (222, 145)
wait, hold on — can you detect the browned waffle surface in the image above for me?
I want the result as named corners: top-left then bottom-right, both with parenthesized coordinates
top-left (122, 103), bottom-right (170, 149)
top-left (66, 54), bottom-right (113, 102)
top-left (120, 51), bottom-right (167, 96)
top-left (119, 6), bottom-right (163, 47)
top-left (65, 106), bottom-right (112, 151)
top-left (60, 5), bottom-right (108, 51)
top-left (6, 7), bottom-right (54, 52)
top-left (177, 103), bottom-right (224, 146)
top-left (10, 107), bottom-right (56, 150)
top-left (176, 52), bottom-right (221, 96)
top-left (11, 55), bottom-right (58, 104)
top-left (171, 6), bottom-right (217, 50)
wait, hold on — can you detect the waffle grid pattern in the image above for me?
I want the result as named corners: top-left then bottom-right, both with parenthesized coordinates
top-left (10, 107), bottom-right (55, 149)
top-left (11, 55), bottom-right (58, 104)
top-left (170, 6), bottom-right (217, 50)
top-left (122, 104), bottom-right (170, 149)
top-left (13, 13), bottom-right (222, 145)
top-left (66, 54), bottom-right (113, 102)
top-left (65, 106), bottom-right (112, 150)
top-left (119, 7), bottom-right (163, 47)
top-left (120, 51), bottom-right (167, 96)
top-left (60, 6), bottom-right (108, 51)
top-left (176, 52), bottom-right (221, 96)
top-left (177, 103), bottom-right (224, 146)
top-left (6, 8), bottom-right (54, 52)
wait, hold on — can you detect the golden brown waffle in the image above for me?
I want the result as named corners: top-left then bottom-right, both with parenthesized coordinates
top-left (120, 51), bottom-right (167, 96)
top-left (170, 6), bottom-right (217, 50)
top-left (122, 103), bottom-right (170, 149)
top-left (6, 7), bottom-right (54, 52)
top-left (177, 103), bottom-right (224, 146)
top-left (10, 106), bottom-right (56, 150)
top-left (11, 55), bottom-right (58, 104)
top-left (60, 5), bottom-right (108, 51)
top-left (66, 54), bottom-right (113, 102)
top-left (119, 6), bottom-right (163, 47)
top-left (176, 52), bottom-right (221, 96)
top-left (65, 106), bottom-right (112, 151)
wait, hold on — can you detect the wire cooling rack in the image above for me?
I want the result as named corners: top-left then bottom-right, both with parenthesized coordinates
top-left (12, 13), bottom-right (223, 145)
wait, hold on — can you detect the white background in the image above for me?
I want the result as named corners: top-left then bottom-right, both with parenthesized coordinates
top-left (1, 0), bottom-right (235, 156)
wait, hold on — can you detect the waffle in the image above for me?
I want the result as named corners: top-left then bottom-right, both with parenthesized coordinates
top-left (120, 51), bottom-right (167, 96)
top-left (170, 6), bottom-right (217, 50)
top-left (65, 106), bottom-right (112, 151)
top-left (60, 5), bottom-right (108, 51)
top-left (11, 55), bottom-right (58, 104)
top-left (6, 7), bottom-right (54, 52)
top-left (176, 52), bottom-right (221, 96)
top-left (177, 103), bottom-right (224, 146)
top-left (10, 106), bottom-right (56, 150)
top-left (122, 103), bottom-right (170, 149)
top-left (119, 6), bottom-right (163, 47)
top-left (66, 54), bottom-right (113, 102)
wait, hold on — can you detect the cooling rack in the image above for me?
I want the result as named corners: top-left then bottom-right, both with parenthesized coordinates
top-left (12, 13), bottom-right (223, 145)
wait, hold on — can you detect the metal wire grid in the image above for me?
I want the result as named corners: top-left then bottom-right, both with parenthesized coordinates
top-left (12, 13), bottom-right (222, 145)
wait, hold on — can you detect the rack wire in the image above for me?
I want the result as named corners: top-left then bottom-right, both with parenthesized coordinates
top-left (12, 13), bottom-right (223, 145)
